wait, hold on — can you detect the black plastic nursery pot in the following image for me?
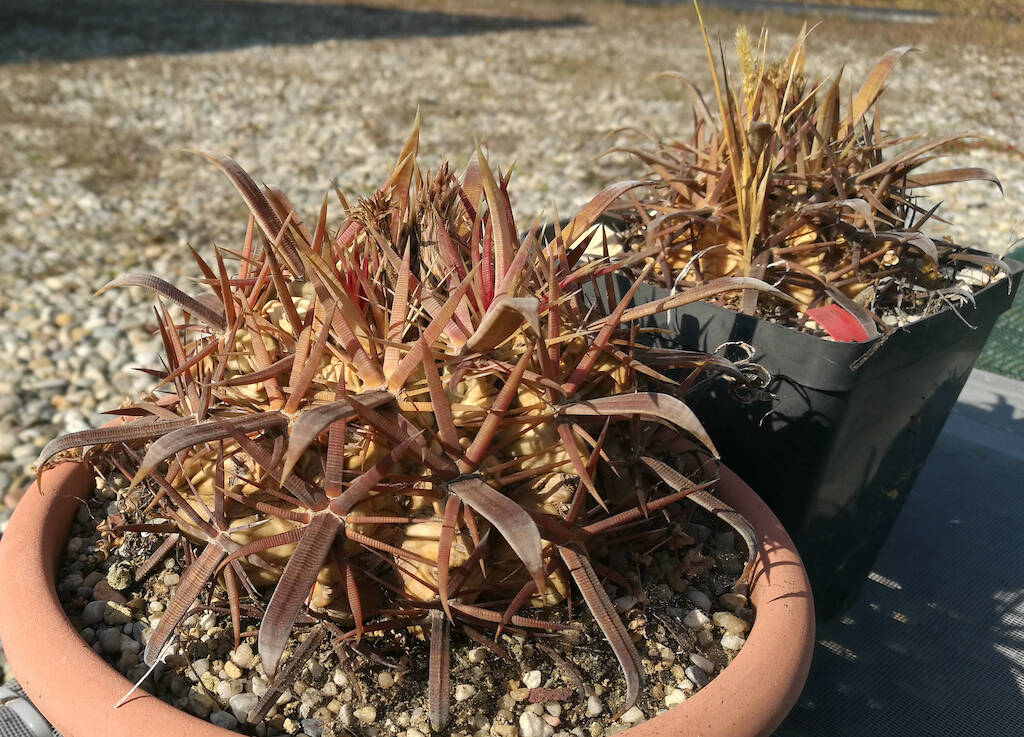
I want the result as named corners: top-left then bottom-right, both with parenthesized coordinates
top-left (601, 256), bottom-right (1023, 620)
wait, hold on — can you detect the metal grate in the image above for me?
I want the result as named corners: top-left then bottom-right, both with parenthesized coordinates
top-left (0, 682), bottom-right (59, 737)
top-left (976, 246), bottom-right (1024, 380)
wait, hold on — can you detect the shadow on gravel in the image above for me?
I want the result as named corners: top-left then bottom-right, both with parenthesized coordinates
top-left (0, 0), bottom-right (583, 65)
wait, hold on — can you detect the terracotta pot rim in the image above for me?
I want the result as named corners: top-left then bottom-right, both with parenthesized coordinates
top-left (0, 459), bottom-right (813, 737)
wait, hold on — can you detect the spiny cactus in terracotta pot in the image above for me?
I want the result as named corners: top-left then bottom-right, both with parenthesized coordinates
top-left (34, 118), bottom-right (793, 733)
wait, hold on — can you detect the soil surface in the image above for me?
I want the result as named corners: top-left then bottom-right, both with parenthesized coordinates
top-left (55, 468), bottom-right (753, 737)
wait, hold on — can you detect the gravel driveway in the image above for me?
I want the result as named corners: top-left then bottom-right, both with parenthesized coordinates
top-left (1, 0), bottom-right (1022, 513)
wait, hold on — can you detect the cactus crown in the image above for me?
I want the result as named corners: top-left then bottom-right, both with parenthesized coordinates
top-left (608, 4), bottom-right (1008, 337)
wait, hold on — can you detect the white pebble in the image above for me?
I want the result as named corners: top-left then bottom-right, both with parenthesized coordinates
top-left (619, 706), bottom-right (645, 724)
top-left (229, 692), bottom-right (259, 723)
top-left (712, 611), bottom-right (750, 635)
top-left (665, 689), bottom-right (688, 707)
top-left (523, 669), bottom-right (543, 689)
top-left (721, 634), bottom-right (746, 650)
top-left (455, 684), bottom-right (477, 702)
top-left (520, 711), bottom-right (555, 737)
top-left (230, 643), bottom-right (254, 668)
top-left (187, 659), bottom-right (210, 683)
top-left (353, 705), bottom-right (376, 724)
top-left (217, 679), bottom-right (243, 700)
top-left (683, 609), bottom-right (709, 628)
top-left (586, 695), bottom-right (604, 716)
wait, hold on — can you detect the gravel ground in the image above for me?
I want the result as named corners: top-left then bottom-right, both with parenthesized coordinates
top-left (1, 0), bottom-right (1022, 515)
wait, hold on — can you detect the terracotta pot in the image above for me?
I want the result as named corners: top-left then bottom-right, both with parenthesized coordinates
top-left (0, 458), bottom-right (813, 737)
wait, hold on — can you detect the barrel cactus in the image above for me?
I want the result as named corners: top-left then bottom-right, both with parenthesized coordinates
top-left (38, 119), bottom-right (774, 729)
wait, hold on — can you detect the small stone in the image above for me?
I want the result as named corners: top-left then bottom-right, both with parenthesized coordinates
top-left (586, 695), bottom-right (604, 716)
top-left (545, 703), bottom-right (562, 718)
top-left (163, 572), bottom-right (180, 586)
top-left (120, 635), bottom-right (141, 654)
top-left (251, 676), bottom-right (270, 697)
top-left (712, 611), bottom-right (750, 635)
top-left (230, 692), bottom-right (259, 722)
top-left (377, 672), bottom-right (394, 688)
top-left (684, 665), bottom-right (709, 689)
top-left (511, 687), bottom-right (531, 702)
top-left (406, 729), bottom-right (425, 737)
top-left (103, 603), bottom-right (132, 626)
top-left (520, 711), bottom-right (555, 737)
top-left (199, 612), bottom-right (217, 630)
top-left (657, 644), bottom-right (675, 664)
top-left (230, 643), bottom-right (254, 668)
top-left (613, 594), bottom-right (642, 613)
top-left (217, 679), bottom-right (243, 700)
top-left (689, 653), bottom-right (715, 674)
top-left (116, 650), bottom-right (138, 675)
top-left (467, 647), bottom-right (488, 663)
top-left (682, 609), bottom-right (709, 628)
top-left (223, 661), bottom-right (243, 679)
top-left (455, 684), bottom-right (477, 702)
top-left (188, 689), bottom-right (217, 718)
top-left (619, 706), bottom-right (645, 724)
top-left (492, 725), bottom-right (518, 737)
top-left (353, 705), bottom-right (376, 724)
top-left (106, 561), bottom-right (133, 590)
top-left (721, 634), bottom-right (746, 650)
top-left (82, 599), bottom-right (108, 625)
top-left (302, 718), bottom-right (324, 737)
top-left (282, 717), bottom-right (300, 734)
top-left (696, 629), bottom-right (714, 646)
top-left (188, 658), bottom-right (210, 682)
top-left (93, 580), bottom-right (128, 604)
top-left (523, 670), bottom-right (543, 689)
top-left (210, 711), bottom-right (239, 730)
top-left (54, 313), bottom-right (75, 327)
top-left (98, 628), bottom-right (122, 654)
top-left (200, 672), bottom-right (219, 692)
top-left (649, 583), bottom-right (672, 602)
top-left (665, 689), bottom-right (688, 707)
top-left (718, 593), bottom-right (747, 610)
top-left (686, 590), bottom-right (712, 611)
top-left (667, 570), bottom-right (687, 592)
